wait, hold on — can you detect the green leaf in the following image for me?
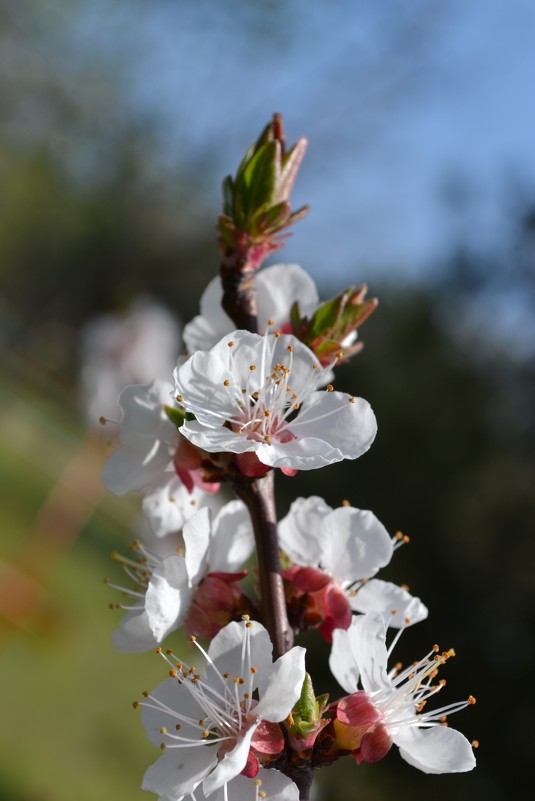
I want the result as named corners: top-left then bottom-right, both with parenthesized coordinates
top-left (164, 405), bottom-right (190, 428)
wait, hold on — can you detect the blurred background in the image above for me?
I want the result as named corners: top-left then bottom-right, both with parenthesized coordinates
top-left (1, 1), bottom-right (534, 799)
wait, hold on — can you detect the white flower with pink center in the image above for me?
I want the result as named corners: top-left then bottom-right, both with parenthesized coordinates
top-left (138, 618), bottom-right (306, 800)
top-left (279, 496), bottom-right (428, 639)
top-left (174, 330), bottom-right (376, 471)
top-left (329, 614), bottom-right (477, 773)
top-left (107, 503), bottom-right (254, 652)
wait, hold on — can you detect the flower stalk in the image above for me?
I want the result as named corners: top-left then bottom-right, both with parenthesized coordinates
top-left (232, 470), bottom-right (294, 660)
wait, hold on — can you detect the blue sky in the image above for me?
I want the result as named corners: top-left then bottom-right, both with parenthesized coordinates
top-left (20, 0), bottom-right (535, 291)
top-left (94, 0), bottom-right (535, 287)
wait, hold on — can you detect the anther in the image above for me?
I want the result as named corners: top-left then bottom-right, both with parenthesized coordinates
top-left (142, 690), bottom-right (149, 698)
top-left (267, 319), bottom-right (274, 327)
top-left (160, 727), bottom-right (167, 734)
top-left (348, 396), bottom-right (356, 403)
top-left (176, 395), bottom-right (183, 402)
top-left (326, 384), bottom-right (334, 392)
top-left (188, 635), bottom-right (197, 643)
top-left (166, 649), bottom-right (172, 655)
top-left (132, 701), bottom-right (139, 709)
top-left (160, 743), bottom-right (166, 750)
top-left (228, 341), bottom-right (234, 347)
top-left (169, 670), bottom-right (177, 678)
top-left (223, 380), bottom-right (230, 387)
top-left (287, 345), bottom-right (294, 352)
top-left (156, 647), bottom-right (162, 654)
top-left (468, 695), bottom-right (476, 705)
top-left (472, 740), bottom-right (479, 748)
top-left (342, 499), bottom-right (351, 506)
top-left (249, 365), bottom-right (257, 371)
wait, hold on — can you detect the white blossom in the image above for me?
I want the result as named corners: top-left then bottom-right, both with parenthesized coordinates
top-left (174, 330), bottom-right (376, 471)
top-left (139, 618), bottom-right (306, 800)
top-left (279, 496), bottom-right (428, 631)
top-left (329, 614), bottom-right (477, 773)
top-left (107, 503), bottom-right (253, 652)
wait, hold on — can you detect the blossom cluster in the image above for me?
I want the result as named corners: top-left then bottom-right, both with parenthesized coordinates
top-left (99, 120), bottom-right (477, 801)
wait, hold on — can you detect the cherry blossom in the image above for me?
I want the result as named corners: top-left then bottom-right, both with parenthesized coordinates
top-left (279, 496), bottom-right (427, 640)
top-left (138, 618), bottom-right (306, 800)
top-left (174, 330), bottom-right (376, 472)
top-left (107, 503), bottom-right (254, 652)
top-left (328, 614), bottom-right (477, 773)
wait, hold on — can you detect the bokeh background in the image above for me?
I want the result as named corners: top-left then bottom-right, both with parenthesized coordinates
top-left (1, 1), bottom-right (534, 800)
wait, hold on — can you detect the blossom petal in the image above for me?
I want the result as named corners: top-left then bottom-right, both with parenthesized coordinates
top-left (183, 507), bottom-right (212, 586)
top-left (142, 476), bottom-right (206, 538)
top-left (142, 744), bottom-right (215, 801)
top-left (287, 391), bottom-right (377, 462)
top-left (255, 646), bottom-right (306, 721)
top-left (145, 555), bottom-right (192, 641)
top-left (189, 768), bottom-right (299, 801)
top-left (202, 724), bottom-right (259, 795)
top-left (208, 500), bottom-right (254, 573)
top-left (278, 495), bottom-right (333, 565)
top-left (394, 726), bottom-right (476, 774)
top-left (321, 507), bottom-right (393, 583)
top-left (351, 615), bottom-right (390, 694)
top-left (349, 579), bottom-right (428, 628)
top-left (207, 620), bottom-right (273, 686)
top-left (256, 263), bottom-right (319, 327)
top-left (329, 627), bottom-right (360, 694)
top-left (112, 609), bottom-right (157, 653)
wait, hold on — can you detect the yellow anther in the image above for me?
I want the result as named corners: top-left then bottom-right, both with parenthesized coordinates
top-left (274, 331), bottom-right (281, 338)
top-left (160, 727), bottom-right (167, 735)
top-left (264, 409), bottom-right (271, 416)
top-left (287, 345), bottom-right (294, 352)
top-left (242, 614), bottom-right (250, 621)
top-left (472, 740), bottom-right (479, 748)
top-left (99, 416), bottom-right (107, 425)
top-left (249, 364), bottom-right (257, 371)
top-left (175, 724), bottom-right (182, 730)
top-left (160, 743), bottom-right (167, 750)
top-left (433, 644), bottom-right (440, 652)
top-left (468, 695), bottom-right (476, 705)
top-left (267, 319), bottom-right (274, 327)
top-left (312, 364), bottom-right (318, 369)
top-left (188, 635), bottom-right (197, 643)
top-left (132, 701), bottom-right (139, 709)
top-left (142, 690), bottom-right (149, 698)
top-left (336, 350), bottom-right (344, 359)
top-left (156, 647), bottom-right (162, 654)
top-left (176, 394), bottom-right (183, 402)
top-left (326, 384), bottom-right (334, 391)
top-left (228, 341), bottom-right (234, 347)
top-left (166, 649), bottom-right (172, 655)
top-left (202, 730), bottom-right (210, 738)
top-left (223, 379), bottom-right (230, 387)
top-left (169, 670), bottom-right (177, 678)
top-left (293, 403), bottom-right (300, 410)
top-left (250, 666), bottom-right (257, 674)
top-left (404, 617), bottom-right (411, 624)
top-left (342, 499), bottom-right (351, 506)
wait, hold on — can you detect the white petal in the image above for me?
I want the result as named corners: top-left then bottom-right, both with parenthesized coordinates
top-left (183, 277), bottom-right (232, 353)
top-left (278, 496), bottom-right (333, 566)
top-left (202, 724), bottom-right (259, 795)
top-left (288, 391), bottom-right (377, 461)
top-left (329, 627), bottom-right (360, 694)
top-left (141, 677), bottom-right (206, 747)
top-left (142, 476), bottom-right (206, 538)
top-left (101, 439), bottom-right (171, 495)
top-left (207, 621), bottom-right (273, 686)
top-left (182, 507), bottom-right (212, 586)
top-left (256, 264), bottom-right (319, 328)
top-left (180, 419), bottom-right (256, 455)
top-left (348, 615), bottom-right (390, 694)
top-left (142, 745), bottom-right (214, 801)
top-left (191, 768), bottom-right (299, 801)
top-left (350, 579), bottom-right (428, 628)
top-left (208, 500), bottom-right (254, 573)
top-left (395, 726), bottom-right (476, 774)
top-left (322, 507), bottom-right (393, 583)
top-left (112, 609), bottom-right (157, 653)
top-left (145, 555), bottom-right (191, 641)
top-left (256, 646), bottom-right (307, 721)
